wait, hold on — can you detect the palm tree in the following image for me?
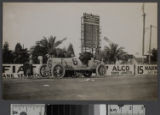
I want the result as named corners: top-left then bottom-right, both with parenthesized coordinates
top-left (3, 42), bottom-right (14, 64)
top-left (103, 43), bottom-right (127, 64)
top-left (30, 35), bottom-right (67, 63)
top-left (13, 43), bottom-right (29, 64)
top-left (37, 35), bottom-right (67, 56)
top-left (66, 43), bottom-right (75, 57)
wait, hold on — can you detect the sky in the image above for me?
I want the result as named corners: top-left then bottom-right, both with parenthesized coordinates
top-left (3, 2), bottom-right (157, 57)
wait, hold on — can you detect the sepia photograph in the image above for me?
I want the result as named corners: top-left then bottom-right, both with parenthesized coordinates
top-left (108, 104), bottom-right (145, 115)
top-left (11, 104), bottom-right (107, 115)
top-left (10, 104), bottom-right (145, 115)
top-left (2, 2), bottom-right (158, 100)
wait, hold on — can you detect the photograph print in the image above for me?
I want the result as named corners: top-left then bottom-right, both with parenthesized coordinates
top-left (11, 104), bottom-right (145, 115)
top-left (11, 104), bottom-right (107, 115)
top-left (2, 2), bottom-right (158, 100)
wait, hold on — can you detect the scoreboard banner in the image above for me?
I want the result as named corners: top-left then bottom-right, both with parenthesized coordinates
top-left (105, 65), bottom-right (135, 76)
top-left (136, 65), bottom-right (157, 75)
top-left (2, 64), bottom-right (157, 78)
top-left (2, 64), bottom-right (42, 78)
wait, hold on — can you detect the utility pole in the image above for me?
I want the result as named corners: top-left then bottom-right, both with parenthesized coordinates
top-left (149, 25), bottom-right (152, 64)
top-left (142, 3), bottom-right (146, 63)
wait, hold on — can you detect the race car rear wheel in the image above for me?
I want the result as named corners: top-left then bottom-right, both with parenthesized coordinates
top-left (52, 64), bottom-right (65, 78)
top-left (83, 71), bottom-right (92, 77)
top-left (96, 64), bottom-right (106, 77)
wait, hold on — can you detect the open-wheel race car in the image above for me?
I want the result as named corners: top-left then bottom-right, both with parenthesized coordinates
top-left (39, 56), bottom-right (106, 78)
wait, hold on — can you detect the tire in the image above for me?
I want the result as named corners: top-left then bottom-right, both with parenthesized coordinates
top-left (52, 64), bottom-right (65, 78)
top-left (39, 65), bottom-right (50, 78)
top-left (96, 64), bottom-right (106, 77)
top-left (83, 71), bottom-right (92, 77)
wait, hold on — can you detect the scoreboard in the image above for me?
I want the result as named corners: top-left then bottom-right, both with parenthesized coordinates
top-left (81, 13), bottom-right (100, 55)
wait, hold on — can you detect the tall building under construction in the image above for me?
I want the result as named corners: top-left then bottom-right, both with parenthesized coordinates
top-left (81, 13), bottom-right (101, 57)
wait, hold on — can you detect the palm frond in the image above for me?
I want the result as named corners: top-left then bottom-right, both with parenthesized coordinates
top-left (54, 37), bottom-right (67, 48)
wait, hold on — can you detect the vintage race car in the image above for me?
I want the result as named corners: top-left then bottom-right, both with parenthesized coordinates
top-left (39, 57), bottom-right (106, 78)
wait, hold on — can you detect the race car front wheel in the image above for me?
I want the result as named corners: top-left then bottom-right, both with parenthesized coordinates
top-left (96, 64), bottom-right (106, 77)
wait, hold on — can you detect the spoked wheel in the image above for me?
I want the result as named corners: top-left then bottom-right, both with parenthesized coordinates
top-left (96, 64), bottom-right (106, 77)
top-left (52, 64), bottom-right (65, 78)
top-left (83, 71), bottom-right (92, 77)
top-left (39, 65), bottom-right (51, 78)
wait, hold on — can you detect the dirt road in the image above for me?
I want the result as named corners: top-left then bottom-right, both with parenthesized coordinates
top-left (2, 75), bottom-right (158, 100)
